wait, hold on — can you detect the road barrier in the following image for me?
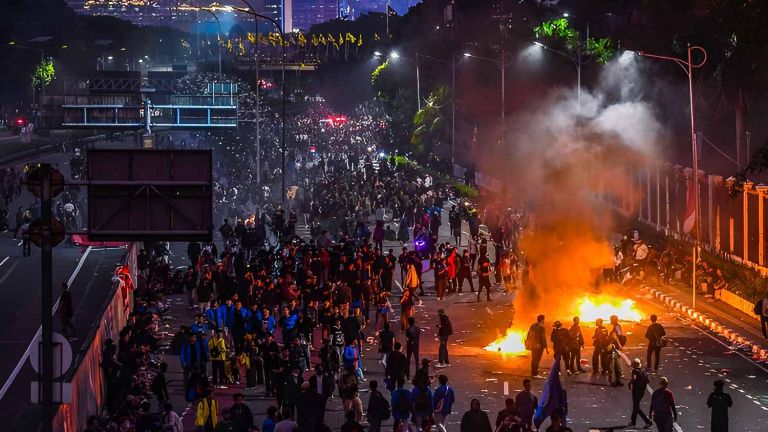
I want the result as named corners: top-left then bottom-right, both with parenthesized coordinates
top-left (52, 244), bottom-right (136, 432)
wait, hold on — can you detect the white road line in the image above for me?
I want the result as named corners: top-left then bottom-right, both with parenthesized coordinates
top-left (0, 246), bottom-right (92, 401)
top-left (17, 241), bottom-right (22, 247)
top-left (0, 257), bottom-right (8, 266)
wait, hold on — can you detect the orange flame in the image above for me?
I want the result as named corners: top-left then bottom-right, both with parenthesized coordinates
top-left (576, 295), bottom-right (642, 322)
top-left (484, 328), bottom-right (528, 356)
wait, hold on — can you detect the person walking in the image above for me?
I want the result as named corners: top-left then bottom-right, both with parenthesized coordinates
top-left (195, 390), bottom-right (219, 432)
top-left (433, 374), bottom-right (455, 432)
top-left (649, 377), bottom-right (678, 432)
top-left (366, 380), bottom-right (391, 432)
top-left (386, 342), bottom-right (409, 385)
top-left (209, 329), bottom-right (228, 388)
top-left (592, 319), bottom-right (610, 375)
top-left (405, 317), bottom-right (421, 378)
top-left (457, 249), bottom-right (474, 293)
top-left (460, 398), bottom-right (493, 432)
top-left (645, 314), bottom-right (667, 372)
top-left (515, 378), bottom-right (537, 430)
top-left (707, 379), bottom-right (733, 432)
top-left (526, 315), bottom-right (547, 377)
top-left (437, 309), bottom-right (453, 367)
top-left (476, 252), bottom-right (493, 301)
top-left (628, 359), bottom-right (653, 428)
top-left (550, 321), bottom-right (571, 370)
top-left (391, 376), bottom-right (413, 426)
top-left (568, 316), bottom-right (586, 373)
top-left (379, 321), bottom-right (395, 366)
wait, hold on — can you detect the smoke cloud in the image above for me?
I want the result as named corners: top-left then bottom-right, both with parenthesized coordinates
top-left (480, 55), bottom-right (663, 318)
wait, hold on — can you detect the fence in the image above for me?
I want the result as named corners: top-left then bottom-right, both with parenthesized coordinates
top-left (631, 163), bottom-right (768, 276)
top-left (52, 244), bottom-right (136, 432)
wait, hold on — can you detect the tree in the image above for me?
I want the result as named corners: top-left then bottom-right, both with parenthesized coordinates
top-left (411, 85), bottom-right (450, 159)
top-left (534, 17), bottom-right (616, 64)
top-left (31, 58), bottom-right (55, 89)
top-left (371, 60), bottom-right (399, 102)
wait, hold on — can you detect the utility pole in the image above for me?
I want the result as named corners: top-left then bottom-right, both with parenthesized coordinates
top-left (40, 163), bottom-right (54, 432)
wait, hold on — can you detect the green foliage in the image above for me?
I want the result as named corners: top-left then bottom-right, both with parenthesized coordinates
top-left (31, 58), bottom-right (55, 88)
top-left (411, 85), bottom-right (449, 159)
top-left (371, 60), bottom-right (399, 102)
top-left (453, 182), bottom-right (479, 198)
top-left (534, 17), bottom-right (615, 64)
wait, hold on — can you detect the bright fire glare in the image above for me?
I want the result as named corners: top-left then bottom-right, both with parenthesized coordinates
top-left (577, 295), bottom-right (642, 322)
top-left (484, 328), bottom-right (527, 356)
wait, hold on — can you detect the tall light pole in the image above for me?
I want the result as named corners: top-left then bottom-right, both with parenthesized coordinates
top-left (240, 0), bottom-right (261, 185)
top-left (532, 41), bottom-right (582, 108)
top-left (200, 9), bottom-right (223, 76)
top-left (637, 45), bottom-right (707, 309)
top-left (463, 53), bottom-right (507, 120)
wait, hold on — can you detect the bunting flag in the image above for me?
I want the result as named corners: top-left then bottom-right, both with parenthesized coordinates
top-left (180, 39), bottom-right (191, 50)
top-left (328, 33), bottom-right (338, 48)
top-left (357, 33), bottom-right (363, 47)
top-left (374, 33), bottom-right (381, 41)
top-left (247, 32), bottom-right (256, 44)
top-left (298, 32), bottom-right (307, 47)
top-left (236, 30), bottom-right (375, 50)
top-left (345, 32), bottom-right (356, 44)
top-left (238, 39), bottom-right (245, 55)
top-left (227, 39), bottom-right (232, 52)
top-left (387, 3), bottom-right (397, 16)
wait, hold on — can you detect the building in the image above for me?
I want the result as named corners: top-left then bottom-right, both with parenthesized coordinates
top-left (292, 0), bottom-right (337, 32)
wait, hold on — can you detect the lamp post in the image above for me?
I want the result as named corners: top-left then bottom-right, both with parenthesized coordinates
top-left (223, 4), bottom-right (287, 206)
top-left (532, 40), bottom-right (582, 108)
top-left (200, 9), bottom-right (223, 76)
top-left (463, 53), bottom-right (507, 120)
top-left (240, 0), bottom-right (261, 185)
top-left (637, 45), bottom-right (707, 310)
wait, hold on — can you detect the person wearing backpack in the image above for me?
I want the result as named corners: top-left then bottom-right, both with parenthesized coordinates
top-left (645, 314), bottom-right (667, 372)
top-left (411, 382), bottom-right (434, 430)
top-left (367, 380), bottom-right (391, 432)
top-left (433, 374), bottom-right (455, 432)
top-left (628, 358), bottom-right (653, 428)
top-left (525, 315), bottom-right (547, 377)
top-left (437, 309), bottom-right (453, 367)
top-left (392, 376), bottom-right (413, 425)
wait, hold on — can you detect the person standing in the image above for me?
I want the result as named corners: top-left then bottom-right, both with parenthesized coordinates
top-left (386, 342), bottom-right (408, 384)
top-left (229, 393), bottom-right (254, 432)
top-left (550, 321), bottom-right (571, 370)
top-left (437, 309), bottom-right (453, 367)
top-left (476, 252), bottom-right (493, 302)
top-left (457, 249), bottom-right (475, 293)
top-left (592, 319), bottom-right (610, 374)
top-left (405, 316), bottom-right (421, 378)
top-left (707, 379), bottom-right (733, 432)
top-left (649, 377), bottom-right (678, 432)
top-left (645, 314), bottom-right (667, 372)
top-left (526, 315), bottom-right (547, 377)
top-left (209, 330), bottom-right (228, 388)
top-left (460, 399), bottom-right (493, 432)
top-left (195, 390), bottom-right (219, 432)
top-left (628, 359), bottom-right (653, 428)
top-left (59, 283), bottom-right (75, 339)
top-left (568, 316), bottom-right (586, 373)
top-left (515, 378), bottom-right (538, 431)
top-left (379, 321), bottom-right (395, 366)
top-left (433, 374), bottom-right (455, 432)
top-left (391, 376), bottom-right (413, 426)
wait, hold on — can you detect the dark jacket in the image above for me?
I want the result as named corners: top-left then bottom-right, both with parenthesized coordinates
top-left (386, 350), bottom-right (408, 379)
top-left (308, 373), bottom-right (335, 400)
top-left (461, 409), bottom-right (493, 432)
top-left (707, 390), bottom-right (732, 432)
top-left (406, 325), bottom-right (421, 350)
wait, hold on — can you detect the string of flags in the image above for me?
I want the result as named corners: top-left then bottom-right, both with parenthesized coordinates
top-left (221, 31), bottom-right (382, 51)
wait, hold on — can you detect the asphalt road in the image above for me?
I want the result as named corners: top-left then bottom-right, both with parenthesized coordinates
top-left (0, 148), bottom-right (128, 430)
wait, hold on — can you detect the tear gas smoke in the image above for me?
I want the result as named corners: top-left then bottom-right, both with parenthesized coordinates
top-left (480, 55), bottom-right (663, 320)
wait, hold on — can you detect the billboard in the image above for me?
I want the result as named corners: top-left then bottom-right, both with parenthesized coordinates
top-left (87, 149), bottom-right (213, 241)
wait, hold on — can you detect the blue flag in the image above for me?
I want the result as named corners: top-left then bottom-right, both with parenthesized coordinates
top-left (533, 359), bottom-right (567, 428)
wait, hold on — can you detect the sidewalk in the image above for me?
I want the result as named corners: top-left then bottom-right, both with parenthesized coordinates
top-left (643, 281), bottom-right (768, 362)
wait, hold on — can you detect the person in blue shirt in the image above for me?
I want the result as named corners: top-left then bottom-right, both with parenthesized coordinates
top-left (433, 374), bottom-right (456, 432)
top-left (191, 314), bottom-right (209, 335)
top-left (204, 300), bottom-right (219, 330)
top-left (262, 405), bottom-right (278, 432)
top-left (279, 306), bottom-right (298, 344)
top-left (411, 381), bottom-right (433, 430)
top-left (391, 376), bottom-right (413, 425)
top-left (218, 298), bottom-right (235, 331)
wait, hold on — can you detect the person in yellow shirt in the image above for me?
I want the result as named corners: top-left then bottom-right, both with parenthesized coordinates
top-left (209, 330), bottom-right (228, 388)
top-left (195, 390), bottom-right (219, 432)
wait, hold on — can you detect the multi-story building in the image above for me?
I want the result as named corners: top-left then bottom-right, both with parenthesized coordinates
top-left (292, 0), bottom-right (337, 32)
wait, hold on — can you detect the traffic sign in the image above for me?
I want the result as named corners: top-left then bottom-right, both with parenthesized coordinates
top-left (27, 218), bottom-right (66, 248)
top-left (26, 165), bottom-right (65, 198)
top-left (29, 332), bottom-right (72, 378)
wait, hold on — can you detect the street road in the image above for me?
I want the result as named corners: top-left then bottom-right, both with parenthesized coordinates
top-left (0, 148), bottom-right (128, 430)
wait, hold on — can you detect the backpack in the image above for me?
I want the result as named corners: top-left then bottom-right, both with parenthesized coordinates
top-left (656, 335), bottom-right (669, 348)
top-left (394, 390), bottom-right (411, 414)
top-left (524, 324), bottom-right (539, 350)
top-left (343, 346), bottom-right (357, 369)
top-left (414, 388), bottom-right (431, 413)
top-left (210, 344), bottom-right (221, 359)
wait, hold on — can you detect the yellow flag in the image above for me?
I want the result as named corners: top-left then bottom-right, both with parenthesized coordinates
top-left (247, 32), bottom-right (256, 45)
top-left (345, 32), bottom-right (356, 44)
top-left (269, 32), bottom-right (282, 46)
top-left (298, 32), bottom-right (307, 47)
top-left (311, 34), bottom-right (319, 46)
top-left (239, 39), bottom-right (245, 55)
top-left (357, 33), bottom-right (363, 47)
top-left (374, 33), bottom-right (381, 41)
top-left (328, 33), bottom-right (337, 47)
top-left (227, 39), bottom-right (232, 52)
top-left (288, 34), bottom-right (296, 46)
top-left (319, 34), bottom-right (327, 45)
top-left (258, 34), bottom-right (269, 45)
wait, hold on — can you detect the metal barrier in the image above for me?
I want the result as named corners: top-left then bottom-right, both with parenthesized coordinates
top-left (52, 244), bottom-right (136, 432)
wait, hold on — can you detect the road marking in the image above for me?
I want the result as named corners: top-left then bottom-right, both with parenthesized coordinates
top-left (0, 257), bottom-right (8, 266)
top-left (17, 241), bottom-right (22, 247)
top-left (0, 246), bottom-right (92, 401)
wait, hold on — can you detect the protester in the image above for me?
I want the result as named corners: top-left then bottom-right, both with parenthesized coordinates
top-left (645, 314), bottom-right (667, 372)
top-left (515, 379), bottom-right (538, 431)
top-left (432, 374), bottom-right (455, 432)
top-left (526, 315), bottom-right (547, 377)
top-left (195, 390), bottom-right (220, 432)
top-left (707, 379), bottom-right (732, 432)
top-left (460, 398), bottom-right (493, 432)
top-left (405, 316), bottom-right (421, 377)
top-left (436, 309), bottom-right (453, 367)
top-left (649, 377), bottom-right (678, 432)
top-left (628, 358), bottom-right (653, 428)
top-left (367, 380), bottom-right (391, 432)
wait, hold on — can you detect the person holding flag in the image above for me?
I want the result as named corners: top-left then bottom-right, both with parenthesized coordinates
top-left (533, 359), bottom-right (568, 430)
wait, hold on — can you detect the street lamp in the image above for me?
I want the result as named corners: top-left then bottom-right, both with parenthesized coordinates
top-left (385, 51), bottom-right (419, 111)
top-left (199, 9), bottom-right (223, 76)
top-left (463, 52), bottom-right (510, 120)
top-left (636, 45), bottom-right (707, 310)
top-left (532, 40), bottom-right (582, 108)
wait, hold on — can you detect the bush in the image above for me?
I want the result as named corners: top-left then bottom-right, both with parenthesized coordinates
top-left (453, 182), bottom-right (479, 198)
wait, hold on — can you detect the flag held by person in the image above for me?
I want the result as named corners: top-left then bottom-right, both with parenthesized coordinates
top-left (533, 359), bottom-right (568, 428)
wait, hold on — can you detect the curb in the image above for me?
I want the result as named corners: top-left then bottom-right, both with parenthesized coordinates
top-left (642, 286), bottom-right (768, 362)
